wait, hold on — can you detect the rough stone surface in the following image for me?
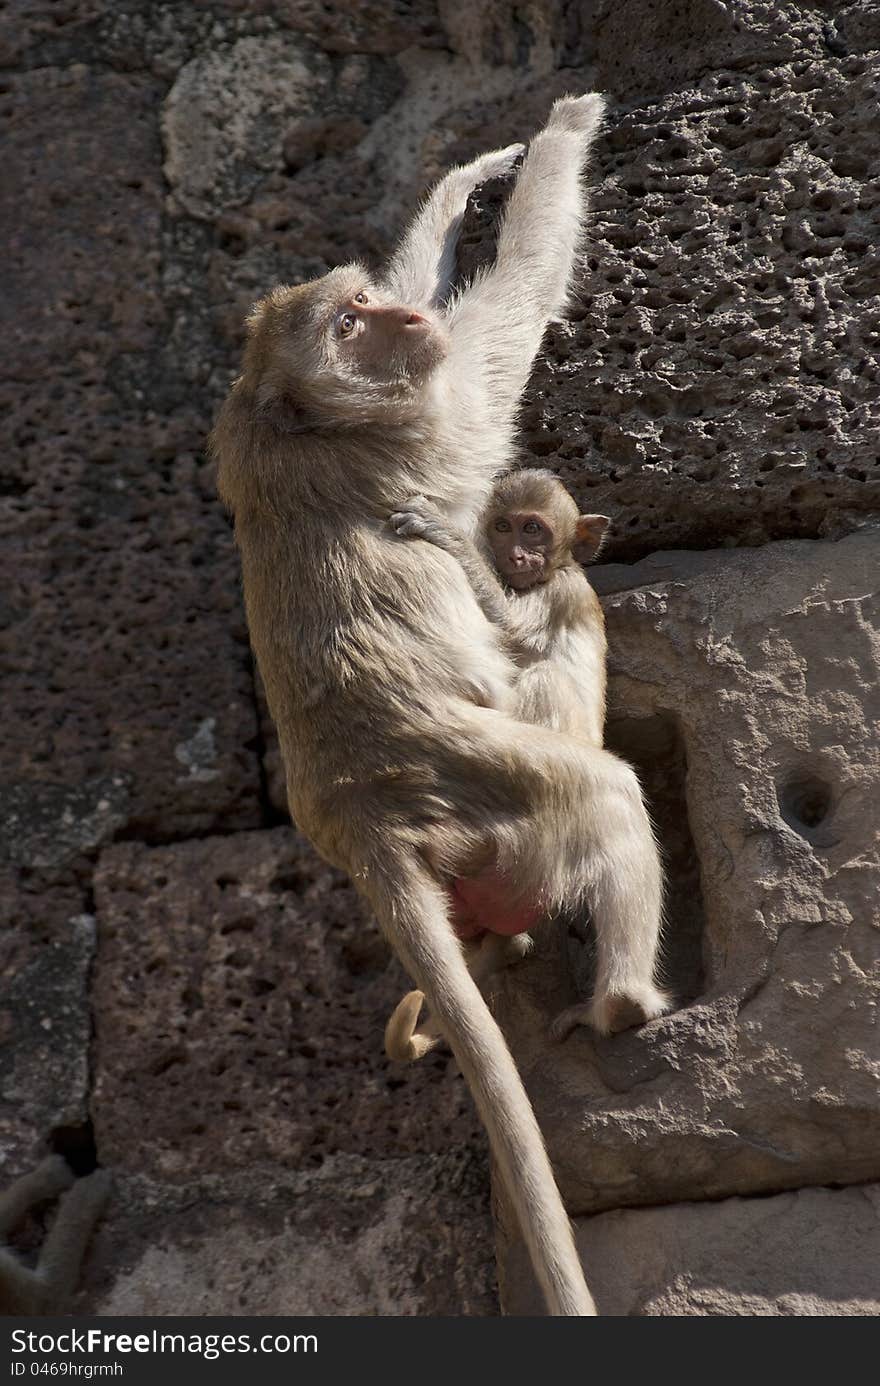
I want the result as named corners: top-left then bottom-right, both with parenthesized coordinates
top-left (501, 1183), bottom-right (880, 1316)
top-left (495, 531), bottom-right (880, 1216)
top-left (87, 826), bottom-right (495, 1313)
top-left (92, 828), bottom-right (485, 1175)
top-left (1, 61), bottom-right (261, 844)
top-left (82, 1155), bottom-right (496, 1317)
top-left (0, 904), bottom-right (95, 1179)
top-left (534, 53), bottom-right (880, 559)
top-left (4, 0), bottom-right (880, 1318)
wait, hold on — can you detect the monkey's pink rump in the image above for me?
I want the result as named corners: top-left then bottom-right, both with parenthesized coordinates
top-left (449, 872), bottom-right (541, 940)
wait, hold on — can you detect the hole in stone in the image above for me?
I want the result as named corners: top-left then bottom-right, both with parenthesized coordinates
top-left (604, 713), bottom-right (705, 1003)
top-left (50, 1120), bottom-right (99, 1177)
top-left (777, 774), bottom-right (832, 839)
top-left (270, 868), bottom-right (310, 894)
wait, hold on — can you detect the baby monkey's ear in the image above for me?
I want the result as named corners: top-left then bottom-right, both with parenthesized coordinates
top-left (572, 514), bottom-right (610, 564)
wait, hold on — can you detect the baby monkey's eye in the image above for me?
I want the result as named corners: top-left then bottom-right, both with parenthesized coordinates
top-left (522, 521), bottom-right (542, 535)
top-left (353, 292), bottom-right (369, 304)
top-left (494, 518), bottom-right (512, 533)
top-left (338, 312), bottom-right (358, 336)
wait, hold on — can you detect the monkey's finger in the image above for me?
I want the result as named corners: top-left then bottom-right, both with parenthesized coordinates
top-left (407, 1030), bottom-right (443, 1061)
top-left (390, 514), bottom-right (428, 538)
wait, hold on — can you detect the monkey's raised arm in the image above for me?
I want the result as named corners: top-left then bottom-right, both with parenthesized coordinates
top-left (390, 500), bottom-right (514, 631)
top-left (446, 95), bottom-right (605, 422)
top-left (383, 144), bottom-right (524, 307)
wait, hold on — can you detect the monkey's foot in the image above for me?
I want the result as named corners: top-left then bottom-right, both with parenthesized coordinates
top-left (384, 990), bottom-right (444, 1063)
top-left (550, 985), bottom-right (671, 1041)
top-left (499, 932), bottom-right (535, 965)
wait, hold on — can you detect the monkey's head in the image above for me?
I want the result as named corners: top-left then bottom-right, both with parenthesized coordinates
top-left (486, 470), bottom-right (610, 589)
top-left (240, 266), bottom-right (449, 429)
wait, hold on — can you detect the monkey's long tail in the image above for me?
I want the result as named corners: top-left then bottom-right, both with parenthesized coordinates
top-left (369, 861), bottom-right (596, 1317)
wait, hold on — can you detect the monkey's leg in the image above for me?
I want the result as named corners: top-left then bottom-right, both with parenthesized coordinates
top-left (36, 1169), bottom-right (111, 1308)
top-left (450, 709), bottom-right (669, 1039)
top-left (546, 751), bottom-right (671, 1038)
top-left (580, 759), bottom-right (670, 1037)
top-left (0, 1156), bottom-right (72, 1236)
top-left (0, 1156), bottom-right (83, 1314)
top-left (366, 858), bottom-right (596, 1316)
top-left (383, 143), bottom-right (525, 306)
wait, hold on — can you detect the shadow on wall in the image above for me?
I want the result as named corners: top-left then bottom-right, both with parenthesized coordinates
top-left (606, 712), bottom-right (705, 1007)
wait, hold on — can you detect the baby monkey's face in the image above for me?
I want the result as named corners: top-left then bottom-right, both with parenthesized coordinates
top-left (488, 510), bottom-right (556, 589)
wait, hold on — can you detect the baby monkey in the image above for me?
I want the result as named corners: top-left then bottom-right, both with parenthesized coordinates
top-left (386, 470), bottom-right (665, 1058)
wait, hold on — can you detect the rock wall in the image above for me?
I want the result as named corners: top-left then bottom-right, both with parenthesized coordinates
top-left (1, 0), bottom-right (877, 1315)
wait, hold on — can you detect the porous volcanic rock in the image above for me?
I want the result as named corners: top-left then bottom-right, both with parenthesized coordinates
top-left (1, 61), bottom-right (261, 844)
top-left (531, 54), bottom-right (880, 559)
top-left (0, 894), bottom-right (95, 1178)
top-left (82, 1154), bottom-right (496, 1317)
top-left (91, 828), bottom-right (485, 1177)
top-left (88, 826), bottom-right (496, 1312)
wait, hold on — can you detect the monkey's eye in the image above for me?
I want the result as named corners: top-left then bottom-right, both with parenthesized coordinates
top-left (522, 520), bottom-right (543, 536)
top-left (494, 518), bottom-right (512, 533)
top-left (353, 292), bottom-right (369, 305)
top-left (338, 312), bottom-right (358, 337)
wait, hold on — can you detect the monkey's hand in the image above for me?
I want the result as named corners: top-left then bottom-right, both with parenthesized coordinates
top-left (390, 496), bottom-right (456, 549)
top-left (384, 145), bottom-right (525, 306)
top-left (544, 92), bottom-right (606, 139)
top-left (464, 142), bottom-right (526, 188)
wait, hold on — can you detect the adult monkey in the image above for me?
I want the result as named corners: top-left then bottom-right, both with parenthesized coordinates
top-left (213, 94), bottom-right (663, 1317)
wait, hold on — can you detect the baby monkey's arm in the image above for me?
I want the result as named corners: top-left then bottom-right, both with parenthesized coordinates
top-left (391, 497), bottom-right (516, 634)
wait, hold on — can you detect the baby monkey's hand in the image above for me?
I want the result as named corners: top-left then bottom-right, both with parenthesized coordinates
top-left (390, 496), bottom-right (452, 546)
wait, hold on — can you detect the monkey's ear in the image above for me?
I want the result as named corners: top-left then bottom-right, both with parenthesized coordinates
top-left (572, 514), bottom-right (610, 564)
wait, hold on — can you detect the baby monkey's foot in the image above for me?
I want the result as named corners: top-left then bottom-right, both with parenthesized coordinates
top-left (550, 984), bottom-right (671, 1041)
top-left (384, 990), bottom-right (444, 1062)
